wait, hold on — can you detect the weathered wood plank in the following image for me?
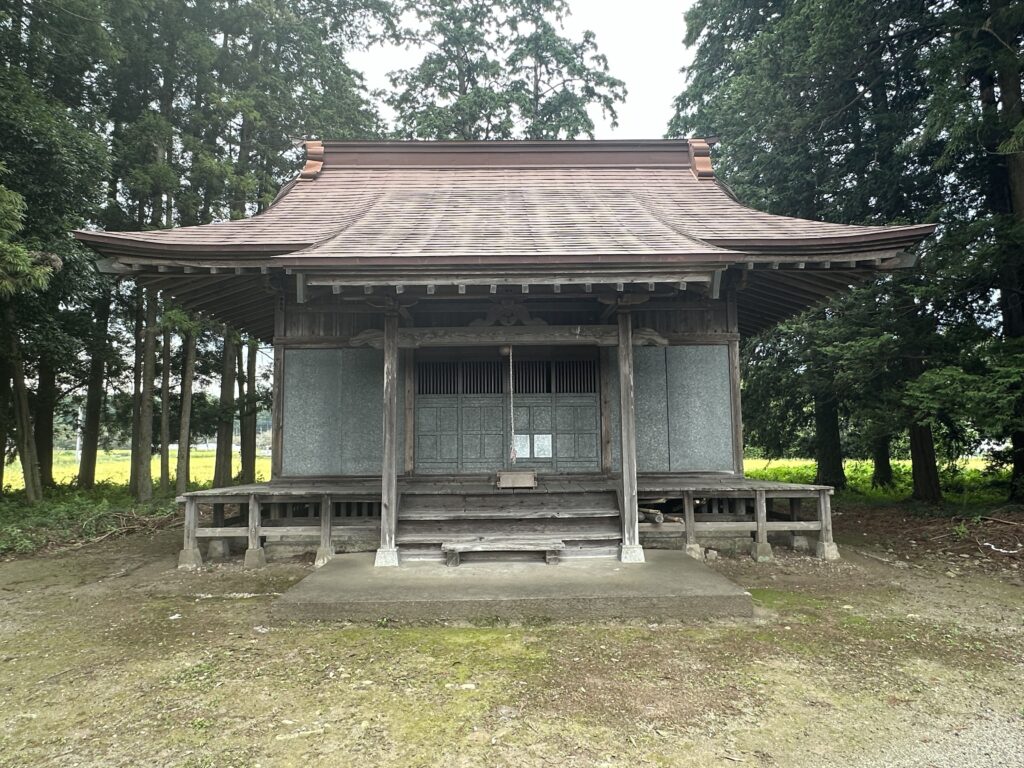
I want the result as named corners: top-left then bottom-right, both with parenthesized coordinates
top-left (375, 312), bottom-right (400, 566)
top-left (617, 310), bottom-right (644, 562)
top-left (243, 494), bottom-right (266, 569)
top-left (816, 489), bottom-right (840, 560)
top-left (178, 498), bottom-right (203, 569)
top-left (316, 493), bottom-right (334, 566)
top-left (752, 490), bottom-right (773, 561)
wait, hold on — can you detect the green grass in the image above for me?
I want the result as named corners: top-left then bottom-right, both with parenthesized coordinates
top-left (0, 450), bottom-right (271, 555)
top-left (744, 457), bottom-right (1010, 508)
top-left (6, 449), bottom-right (273, 490)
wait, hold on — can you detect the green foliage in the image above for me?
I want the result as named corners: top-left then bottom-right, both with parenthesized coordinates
top-left (0, 485), bottom-right (175, 554)
top-left (672, 0), bottom-right (1024, 499)
top-left (746, 459), bottom-right (1009, 508)
top-left (388, 0), bottom-right (625, 140)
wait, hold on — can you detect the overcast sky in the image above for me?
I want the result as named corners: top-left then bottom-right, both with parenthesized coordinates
top-left (348, 1), bottom-right (697, 139)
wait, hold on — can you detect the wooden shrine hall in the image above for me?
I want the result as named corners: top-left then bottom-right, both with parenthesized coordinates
top-left (76, 140), bottom-right (934, 569)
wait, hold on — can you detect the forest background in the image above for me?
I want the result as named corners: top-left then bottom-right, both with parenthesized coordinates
top-left (1, 0), bottom-right (1022, 551)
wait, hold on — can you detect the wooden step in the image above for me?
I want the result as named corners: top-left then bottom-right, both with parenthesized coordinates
top-left (397, 517), bottom-right (621, 545)
top-left (399, 491), bottom-right (619, 521)
top-left (441, 537), bottom-right (566, 566)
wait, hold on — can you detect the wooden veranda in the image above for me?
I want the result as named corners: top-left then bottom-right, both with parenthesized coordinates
top-left (176, 474), bottom-right (839, 569)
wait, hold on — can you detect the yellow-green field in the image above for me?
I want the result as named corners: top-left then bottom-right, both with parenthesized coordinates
top-left (3, 452), bottom-right (995, 494)
top-left (5, 450), bottom-right (273, 491)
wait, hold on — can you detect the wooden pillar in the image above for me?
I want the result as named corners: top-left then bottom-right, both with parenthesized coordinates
top-left (375, 312), bottom-right (400, 567)
top-left (752, 489), bottom-right (773, 562)
top-left (207, 502), bottom-right (227, 561)
top-left (789, 497), bottom-right (811, 552)
top-left (616, 310), bottom-right (644, 563)
top-left (178, 497), bottom-right (203, 569)
top-left (243, 493), bottom-right (266, 568)
top-left (816, 490), bottom-right (840, 561)
top-left (316, 493), bottom-right (334, 567)
top-left (682, 490), bottom-right (701, 559)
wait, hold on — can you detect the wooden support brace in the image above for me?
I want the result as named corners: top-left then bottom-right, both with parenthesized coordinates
top-left (178, 498), bottom-right (203, 569)
top-left (243, 494), bottom-right (266, 569)
top-left (206, 502), bottom-right (228, 561)
top-left (816, 490), bottom-right (840, 560)
top-left (617, 310), bottom-right (644, 563)
top-left (751, 490), bottom-right (773, 562)
top-left (315, 494), bottom-right (334, 567)
top-left (682, 490), bottom-right (701, 559)
top-left (375, 312), bottom-right (400, 567)
top-left (789, 497), bottom-right (811, 552)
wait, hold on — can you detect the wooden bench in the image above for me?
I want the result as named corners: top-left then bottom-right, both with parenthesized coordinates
top-left (441, 537), bottom-right (566, 567)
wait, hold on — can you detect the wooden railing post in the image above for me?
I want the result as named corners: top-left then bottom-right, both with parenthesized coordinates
top-left (789, 497), bottom-right (811, 552)
top-left (683, 490), bottom-right (701, 559)
top-left (243, 494), bottom-right (266, 569)
top-left (178, 497), bottom-right (203, 569)
top-left (375, 311), bottom-right (400, 567)
top-left (816, 490), bottom-right (840, 561)
top-left (617, 309), bottom-right (644, 563)
top-left (206, 502), bottom-right (227, 561)
top-left (752, 490), bottom-right (773, 562)
top-left (316, 493), bottom-right (334, 567)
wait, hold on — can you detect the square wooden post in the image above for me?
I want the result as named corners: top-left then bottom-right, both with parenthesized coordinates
top-left (243, 494), bottom-right (266, 568)
top-left (316, 494), bottom-right (334, 567)
top-left (617, 310), bottom-right (644, 563)
top-left (206, 502), bottom-right (228, 561)
top-left (789, 497), bottom-right (811, 552)
top-left (816, 490), bottom-right (840, 560)
top-left (751, 489), bottom-right (773, 562)
top-left (682, 490), bottom-right (702, 559)
top-left (375, 311), bottom-right (400, 567)
top-left (178, 497), bottom-right (203, 569)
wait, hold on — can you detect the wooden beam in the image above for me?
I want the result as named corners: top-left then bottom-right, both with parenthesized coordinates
top-left (682, 491), bottom-right (701, 559)
top-left (752, 490), bottom-right (772, 562)
top-left (616, 310), bottom-right (644, 563)
top-left (403, 348), bottom-right (415, 474)
top-left (816, 490), bottom-right (840, 560)
top-left (296, 273), bottom-right (306, 304)
top-left (599, 347), bottom-right (613, 475)
top-left (375, 313), bottom-right (400, 567)
top-left (315, 494), bottom-right (333, 567)
top-left (711, 270), bottom-right (723, 300)
top-left (348, 324), bottom-right (670, 349)
top-left (243, 494), bottom-right (266, 568)
top-left (177, 498), bottom-right (203, 569)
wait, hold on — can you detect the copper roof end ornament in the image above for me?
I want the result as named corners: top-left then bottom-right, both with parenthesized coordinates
top-left (688, 138), bottom-right (715, 180)
top-left (299, 140), bottom-right (325, 180)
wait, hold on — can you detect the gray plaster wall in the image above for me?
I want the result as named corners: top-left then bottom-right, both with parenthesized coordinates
top-left (281, 348), bottom-right (400, 476)
top-left (628, 344), bottom-right (736, 473)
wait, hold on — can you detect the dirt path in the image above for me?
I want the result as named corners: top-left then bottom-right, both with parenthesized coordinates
top-left (0, 521), bottom-right (1022, 768)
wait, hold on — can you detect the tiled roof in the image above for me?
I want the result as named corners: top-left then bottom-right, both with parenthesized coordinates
top-left (75, 140), bottom-right (934, 267)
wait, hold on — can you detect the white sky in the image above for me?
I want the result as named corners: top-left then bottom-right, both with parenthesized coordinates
top-left (348, 1), bottom-right (696, 139)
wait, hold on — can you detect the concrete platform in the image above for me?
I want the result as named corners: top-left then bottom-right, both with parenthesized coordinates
top-left (272, 550), bottom-right (753, 623)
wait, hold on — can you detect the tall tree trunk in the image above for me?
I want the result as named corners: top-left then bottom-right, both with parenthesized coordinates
top-left (159, 324), bottom-right (171, 494)
top-left (909, 423), bottom-right (942, 504)
top-left (214, 328), bottom-right (236, 487)
top-left (32, 357), bottom-right (55, 487)
top-left (5, 305), bottom-right (42, 502)
top-left (237, 339), bottom-right (257, 484)
top-left (0, 355), bottom-right (11, 495)
top-left (870, 433), bottom-right (894, 489)
top-left (994, 29), bottom-right (1024, 501)
top-left (245, 338), bottom-right (257, 481)
top-left (78, 288), bottom-right (110, 489)
top-left (136, 289), bottom-right (157, 501)
top-left (128, 288), bottom-right (143, 497)
top-left (813, 391), bottom-right (846, 490)
top-left (175, 328), bottom-right (196, 495)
